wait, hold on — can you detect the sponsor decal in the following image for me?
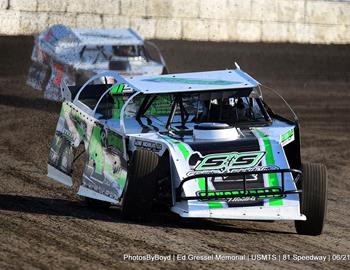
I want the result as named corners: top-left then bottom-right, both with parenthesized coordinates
top-left (143, 77), bottom-right (242, 86)
top-left (196, 187), bottom-right (283, 201)
top-left (186, 165), bottom-right (280, 177)
top-left (189, 151), bottom-right (265, 172)
top-left (228, 197), bottom-right (257, 203)
top-left (61, 128), bottom-right (73, 142)
top-left (134, 139), bottom-right (162, 152)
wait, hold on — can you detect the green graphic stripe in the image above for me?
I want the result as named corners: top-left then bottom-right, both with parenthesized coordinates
top-left (118, 175), bottom-right (126, 190)
top-left (59, 105), bottom-right (65, 117)
top-left (76, 125), bottom-right (85, 139)
top-left (161, 136), bottom-right (190, 160)
top-left (161, 136), bottom-right (222, 208)
top-left (281, 129), bottom-right (294, 143)
top-left (112, 96), bottom-right (124, 119)
top-left (176, 143), bottom-right (190, 160)
top-left (111, 83), bottom-right (125, 94)
top-left (89, 126), bottom-right (103, 174)
top-left (117, 83), bottom-right (125, 93)
top-left (107, 132), bottom-right (124, 153)
top-left (60, 103), bottom-right (72, 118)
top-left (70, 113), bottom-right (85, 139)
top-left (255, 129), bottom-right (283, 206)
top-left (198, 177), bottom-right (223, 209)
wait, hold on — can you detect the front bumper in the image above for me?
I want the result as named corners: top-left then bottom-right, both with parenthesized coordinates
top-left (176, 168), bottom-right (302, 201)
top-left (172, 168), bottom-right (306, 221)
top-left (171, 202), bottom-right (306, 220)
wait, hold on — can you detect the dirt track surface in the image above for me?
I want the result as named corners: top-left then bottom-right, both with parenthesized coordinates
top-left (0, 37), bottom-right (349, 269)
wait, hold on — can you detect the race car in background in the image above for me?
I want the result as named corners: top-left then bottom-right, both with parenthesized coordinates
top-left (27, 24), bottom-right (168, 101)
top-left (47, 68), bottom-right (327, 236)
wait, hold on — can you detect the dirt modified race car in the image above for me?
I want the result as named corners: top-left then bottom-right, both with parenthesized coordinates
top-left (47, 68), bottom-right (327, 236)
top-left (27, 24), bottom-right (167, 101)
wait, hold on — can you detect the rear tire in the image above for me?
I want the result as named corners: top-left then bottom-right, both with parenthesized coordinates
top-left (295, 163), bottom-right (327, 235)
top-left (122, 150), bottom-right (159, 221)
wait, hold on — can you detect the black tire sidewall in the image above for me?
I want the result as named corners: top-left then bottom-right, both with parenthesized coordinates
top-left (122, 150), bottom-right (159, 220)
top-left (295, 162), bottom-right (328, 235)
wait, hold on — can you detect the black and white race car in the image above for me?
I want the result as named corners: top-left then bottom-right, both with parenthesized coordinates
top-left (47, 68), bottom-right (327, 235)
top-left (27, 24), bottom-right (167, 101)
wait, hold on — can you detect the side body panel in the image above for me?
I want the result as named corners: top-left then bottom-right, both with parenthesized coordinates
top-left (78, 124), bottom-right (127, 203)
top-left (47, 102), bottom-right (127, 203)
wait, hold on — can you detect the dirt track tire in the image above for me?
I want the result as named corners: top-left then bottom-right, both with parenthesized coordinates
top-left (295, 163), bottom-right (327, 236)
top-left (122, 150), bottom-right (159, 221)
top-left (85, 197), bottom-right (111, 209)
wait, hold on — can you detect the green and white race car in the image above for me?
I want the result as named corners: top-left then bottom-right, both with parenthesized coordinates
top-left (47, 68), bottom-right (327, 235)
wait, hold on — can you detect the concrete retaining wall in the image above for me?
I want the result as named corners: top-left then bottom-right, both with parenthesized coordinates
top-left (0, 0), bottom-right (349, 44)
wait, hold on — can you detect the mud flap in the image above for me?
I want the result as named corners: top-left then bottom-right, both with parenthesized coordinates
top-left (47, 131), bottom-right (74, 187)
top-left (47, 164), bottom-right (73, 187)
top-left (47, 101), bottom-right (84, 187)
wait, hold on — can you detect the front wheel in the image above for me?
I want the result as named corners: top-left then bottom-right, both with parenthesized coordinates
top-left (295, 163), bottom-right (328, 235)
top-left (122, 150), bottom-right (159, 221)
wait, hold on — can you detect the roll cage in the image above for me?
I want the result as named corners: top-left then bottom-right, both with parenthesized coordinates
top-left (64, 71), bottom-right (299, 137)
top-left (133, 90), bottom-right (272, 134)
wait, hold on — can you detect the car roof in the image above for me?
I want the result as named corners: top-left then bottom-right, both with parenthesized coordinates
top-left (71, 69), bottom-right (260, 115)
top-left (72, 28), bottom-right (144, 46)
top-left (121, 69), bottom-right (259, 94)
